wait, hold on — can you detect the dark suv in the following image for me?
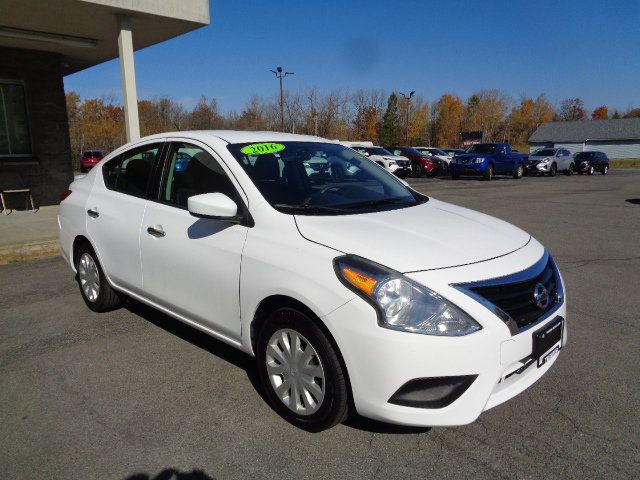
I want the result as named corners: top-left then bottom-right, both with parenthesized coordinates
top-left (574, 151), bottom-right (609, 175)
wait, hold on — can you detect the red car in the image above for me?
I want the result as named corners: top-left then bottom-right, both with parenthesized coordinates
top-left (385, 146), bottom-right (438, 177)
top-left (80, 150), bottom-right (104, 172)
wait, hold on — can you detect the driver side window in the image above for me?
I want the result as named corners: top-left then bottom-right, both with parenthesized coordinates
top-left (161, 142), bottom-right (236, 209)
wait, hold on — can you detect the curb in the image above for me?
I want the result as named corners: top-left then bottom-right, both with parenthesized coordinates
top-left (0, 240), bottom-right (61, 265)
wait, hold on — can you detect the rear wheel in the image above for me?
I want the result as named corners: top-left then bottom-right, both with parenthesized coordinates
top-left (256, 307), bottom-right (349, 432)
top-left (602, 165), bottom-right (609, 175)
top-left (549, 163), bottom-right (557, 177)
top-left (75, 243), bottom-right (122, 312)
top-left (513, 164), bottom-right (524, 179)
top-left (483, 164), bottom-right (494, 181)
top-left (565, 163), bottom-right (574, 176)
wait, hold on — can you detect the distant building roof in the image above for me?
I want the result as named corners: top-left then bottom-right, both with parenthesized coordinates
top-left (529, 118), bottom-right (640, 143)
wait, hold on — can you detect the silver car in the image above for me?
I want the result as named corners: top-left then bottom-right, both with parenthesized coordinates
top-left (525, 148), bottom-right (575, 176)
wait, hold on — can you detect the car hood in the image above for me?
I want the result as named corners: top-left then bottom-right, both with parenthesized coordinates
top-left (373, 155), bottom-right (409, 161)
top-left (456, 153), bottom-right (491, 160)
top-left (529, 155), bottom-right (552, 162)
top-left (295, 198), bottom-right (531, 272)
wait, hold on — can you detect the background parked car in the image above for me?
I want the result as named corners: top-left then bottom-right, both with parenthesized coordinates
top-left (449, 142), bottom-right (527, 180)
top-left (526, 148), bottom-right (574, 176)
top-left (80, 150), bottom-right (104, 172)
top-left (442, 148), bottom-right (466, 157)
top-left (349, 145), bottom-right (411, 177)
top-left (414, 147), bottom-right (452, 165)
top-left (386, 146), bottom-right (441, 177)
top-left (574, 151), bottom-right (609, 175)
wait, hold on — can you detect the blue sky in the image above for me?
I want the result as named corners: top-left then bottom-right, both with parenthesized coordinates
top-left (64, 0), bottom-right (640, 113)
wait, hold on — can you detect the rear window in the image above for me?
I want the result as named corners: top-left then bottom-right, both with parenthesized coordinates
top-left (83, 151), bottom-right (103, 158)
top-left (534, 149), bottom-right (557, 156)
top-left (575, 152), bottom-right (596, 159)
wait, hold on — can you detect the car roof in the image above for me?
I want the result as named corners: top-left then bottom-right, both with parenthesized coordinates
top-left (139, 130), bottom-right (328, 145)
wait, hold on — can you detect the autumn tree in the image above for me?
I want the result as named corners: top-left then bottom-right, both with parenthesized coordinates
top-left (462, 90), bottom-right (510, 141)
top-left (558, 98), bottom-right (587, 121)
top-left (380, 92), bottom-right (401, 146)
top-left (408, 99), bottom-right (430, 146)
top-left (591, 105), bottom-right (609, 120)
top-left (623, 108), bottom-right (640, 118)
top-left (432, 94), bottom-right (463, 147)
top-left (187, 96), bottom-right (223, 129)
top-left (507, 94), bottom-right (555, 149)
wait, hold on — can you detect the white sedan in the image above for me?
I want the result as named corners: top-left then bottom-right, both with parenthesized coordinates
top-left (59, 131), bottom-right (567, 431)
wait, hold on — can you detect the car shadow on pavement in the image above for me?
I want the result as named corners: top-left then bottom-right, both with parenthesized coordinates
top-left (125, 468), bottom-right (215, 480)
top-left (625, 198), bottom-right (640, 204)
top-left (124, 298), bottom-right (433, 435)
top-left (124, 298), bottom-right (268, 405)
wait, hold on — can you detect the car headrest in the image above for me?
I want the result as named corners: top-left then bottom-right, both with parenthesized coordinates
top-left (253, 154), bottom-right (280, 181)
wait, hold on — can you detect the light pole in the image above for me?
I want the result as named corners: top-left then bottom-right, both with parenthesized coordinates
top-left (399, 90), bottom-right (415, 144)
top-left (270, 66), bottom-right (294, 132)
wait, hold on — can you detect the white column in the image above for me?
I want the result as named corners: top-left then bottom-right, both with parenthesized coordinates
top-left (117, 14), bottom-right (140, 142)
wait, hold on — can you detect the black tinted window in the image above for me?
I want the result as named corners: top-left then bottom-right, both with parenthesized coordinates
top-left (161, 142), bottom-right (236, 208)
top-left (103, 143), bottom-right (161, 197)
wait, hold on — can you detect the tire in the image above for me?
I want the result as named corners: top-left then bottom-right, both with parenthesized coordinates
top-left (256, 307), bottom-right (349, 432)
top-left (549, 163), bottom-right (557, 177)
top-left (451, 171), bottom-right (460, 180)
top-left (483, 164), bottom-right (494, 181)
top-left (565, 163), bottom-right (574, 176)
top-left (602, 165), bottom-right (609, 175)
top-left (411, 162), bottom-right (422, 178)
top-left (588, 165), bottom-right (595, 175)
top-left (513, 164), bottom-right (524, 179)
top-left (75, 243), bottom-right (122, 312)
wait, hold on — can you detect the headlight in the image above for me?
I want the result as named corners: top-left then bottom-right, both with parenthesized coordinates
top-left (388, 161), bottom-right (396, 166)
top-left (539, 158), bottom-right (549, 164)
top-left (334, 255), bottom-right (482, 336)
top-left (474, 157), bottom-right (484, 163)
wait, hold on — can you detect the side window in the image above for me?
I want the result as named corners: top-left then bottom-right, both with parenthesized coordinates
top-left (103, 143), bottom-right (161, 197)
top-left (161, 142), bottom-right (236, 209)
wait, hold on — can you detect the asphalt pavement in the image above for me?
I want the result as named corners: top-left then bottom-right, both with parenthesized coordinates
top-left (1, 169), bottom-right (639, 479)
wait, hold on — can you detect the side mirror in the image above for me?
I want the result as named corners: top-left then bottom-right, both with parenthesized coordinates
top-left (188, 193), bottom-right (238, 220)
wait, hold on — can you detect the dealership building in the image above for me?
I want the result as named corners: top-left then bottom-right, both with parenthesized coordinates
top-left (0, 0), bottom-right (209, 205)
top-left (529, 118), bottom-right (640, 159)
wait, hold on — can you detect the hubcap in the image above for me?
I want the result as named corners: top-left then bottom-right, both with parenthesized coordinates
top-left (78, 253), bottom-right (100, 302)
top-left (265, 329), bottom-right (325, 416)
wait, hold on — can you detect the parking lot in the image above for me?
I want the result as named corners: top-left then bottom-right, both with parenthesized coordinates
top-left (1, 169), bottom-right (639, 480)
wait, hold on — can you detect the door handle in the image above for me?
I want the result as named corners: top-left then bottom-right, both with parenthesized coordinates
top-left (87, 208), bottom-right (99, 218)
top-left (147, 226), bottom-right (166, 238)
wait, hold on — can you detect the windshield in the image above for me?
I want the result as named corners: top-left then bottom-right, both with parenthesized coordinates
top-left (401, 147), bottom-right (424, 157)
top-left (533, 149), bottom-right (557, 157)
top-left (364, 147), bottom-right (392, 156)
top-left (428, 148), bottom-right (447, 155)
top-left (466, 144), bottom-right (497, 154)
top-left (227, 141), bottom-right (425, 215)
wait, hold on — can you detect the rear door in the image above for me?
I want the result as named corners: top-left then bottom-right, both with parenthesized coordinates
top-left (86, 140), bottom-right (164, 292)
top-left (139, 139), bottom-right (249, 340)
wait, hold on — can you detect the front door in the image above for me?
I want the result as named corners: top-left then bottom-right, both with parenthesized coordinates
top-left (139, 140), bottom-right (248, 340)
top-left (86, 141), bottom-right (163, 292)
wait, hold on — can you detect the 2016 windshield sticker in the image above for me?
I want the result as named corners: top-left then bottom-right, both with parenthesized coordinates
top-left (240, 143), bottom-right (285, 155)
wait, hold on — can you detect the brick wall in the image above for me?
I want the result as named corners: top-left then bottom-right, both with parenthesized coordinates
top-left (0, 47), bottom-right (74, 206)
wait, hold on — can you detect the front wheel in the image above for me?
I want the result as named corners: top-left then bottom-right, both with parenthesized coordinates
top-left (513, 164), bottom-right (524, 179)
top-left (411, 163), bottom-right (422, 178)
top-left (565, 163), bottom-right (574, 176)
top-left (256, 308), bottom-right (349, 432)
top-left (549, 163), bottom-right (557, 177)
top-left (588, 165), bottom-right (595, 175)
top-left (602, 165), bottom-right (609, 175)
top-left (483, 164), bottom-right (494, 181)
top-left (451, 171), bottom-right (460, 180)
top-left (75, 244), bottom-right (122, 312)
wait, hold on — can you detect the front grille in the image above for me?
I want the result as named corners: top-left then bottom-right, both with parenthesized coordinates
top-left (526, 160), bottom-right (539, 166)
top-left (456, 252), bottom-right (563, 331)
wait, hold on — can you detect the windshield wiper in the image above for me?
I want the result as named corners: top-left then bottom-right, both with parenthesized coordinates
top-left (273, 203), bottom-right (351, 214)
top-left (339, 197), bottom-right (416, 210)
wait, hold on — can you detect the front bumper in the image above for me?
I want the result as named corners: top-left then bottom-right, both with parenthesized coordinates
top-left (575, 162), bottom-right (592, 172)
top-left (449, 162), bottom-right (487, 175)
top-left (322, 243), bottom-right (567, 427)
top-left (525, 162), bottom-right (550, 174)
